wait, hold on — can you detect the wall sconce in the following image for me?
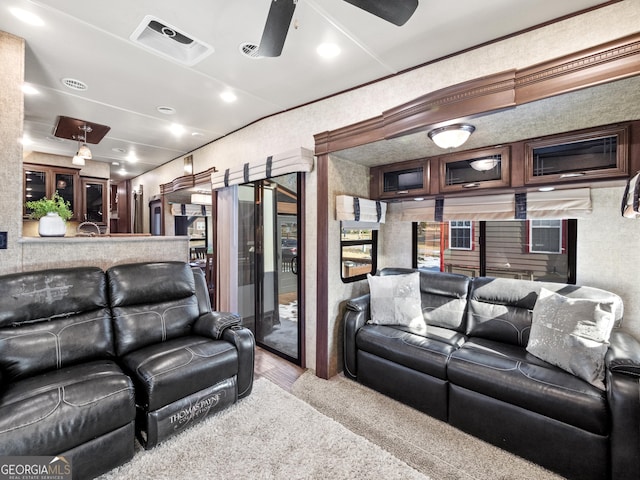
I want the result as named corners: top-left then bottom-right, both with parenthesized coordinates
top-left (428, 123), bottom-right (475, 149)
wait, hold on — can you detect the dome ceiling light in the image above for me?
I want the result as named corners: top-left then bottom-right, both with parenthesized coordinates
top-left (428, 123), bottom-right (475, 149)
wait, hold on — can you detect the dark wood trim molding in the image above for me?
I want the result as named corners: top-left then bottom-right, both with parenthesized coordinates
top-left (516, 32), bottom-right (640, 104)
top-left (315, 154), bottom-right (330, 379)
top-left (382, 70), bottom-right (517, 139)
top-left (160, 174), bottom-right (194, 194)
top-left (315, 33), bottom-right (640, 155)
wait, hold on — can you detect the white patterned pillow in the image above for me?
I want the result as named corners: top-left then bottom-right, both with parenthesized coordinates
top-left (367, 272), bottom-right (423, 328)
top-left (527, 288), bottom-right (616, 390)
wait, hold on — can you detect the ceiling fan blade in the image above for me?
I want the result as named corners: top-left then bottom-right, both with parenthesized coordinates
top-left (258, 0), bottom-right (298, 57)
top-left (342, 0), bottom-right (419, 26)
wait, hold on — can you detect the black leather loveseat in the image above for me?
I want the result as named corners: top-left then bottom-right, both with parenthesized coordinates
top-left (0, 261), bottom-right (254, 479)
top-left (343, 267), bottom-right (640, 480)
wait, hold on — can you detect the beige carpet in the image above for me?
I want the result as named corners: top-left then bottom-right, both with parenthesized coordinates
top-left (98, 378), bottom-right (429, 480)
top-left (291, 371), bottom-right (566, 480)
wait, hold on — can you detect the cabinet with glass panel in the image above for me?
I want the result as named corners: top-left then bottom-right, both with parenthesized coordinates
top-left (23, 164), bottom-right (81, 220)
top-left (438, 146), bottom-right (510, 193)
top-left (524, 124), bottom-right (629, 185)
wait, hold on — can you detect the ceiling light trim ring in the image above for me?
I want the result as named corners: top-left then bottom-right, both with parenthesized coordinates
top-left (428, 123), bottom-right (475, 149)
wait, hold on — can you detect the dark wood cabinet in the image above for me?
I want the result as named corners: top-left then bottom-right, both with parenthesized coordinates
top-left (439, 146), bottom-right (510, 193)
top-left (81, 177), bottom-right (108, 225)
top-left (370, 158), bottom-right (430, 199)
top-left (524, 124), bottom-right (629, 185)
top-left (23, 163), bottom-right (81, 219)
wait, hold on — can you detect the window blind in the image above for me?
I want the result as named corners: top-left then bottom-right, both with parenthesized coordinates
top-left (211, 147), bottom-right (314, 190)
top-left (526, 188), bottom-right (591, 219)
top-left (442, 193), bottom-right (515, 221)
top-left (336, 195), bottom-right (387, 228)
top-left (399, 199), bottom-right (436, 222)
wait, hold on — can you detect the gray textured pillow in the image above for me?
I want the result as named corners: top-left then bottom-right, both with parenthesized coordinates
top-left (527, 288), bottom-right (616, 390)
top-left (367, 272), bottom-right (423, 328)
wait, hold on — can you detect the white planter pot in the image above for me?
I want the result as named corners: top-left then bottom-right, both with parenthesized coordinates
top-left (38, 212), bottom-right (66, 237)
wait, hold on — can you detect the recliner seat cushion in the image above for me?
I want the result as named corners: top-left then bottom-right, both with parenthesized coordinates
top-left (121, 336), bottom-right (238, 411)
top-left (356, 324), bottom-right (465, 380)
top-left (448, 338), bottom-right (609, 435)
top-left (0, 360), bottom-right (135, 455)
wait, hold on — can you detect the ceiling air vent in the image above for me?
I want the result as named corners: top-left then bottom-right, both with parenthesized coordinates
top-left (130, 15), bottom-right (213, 66)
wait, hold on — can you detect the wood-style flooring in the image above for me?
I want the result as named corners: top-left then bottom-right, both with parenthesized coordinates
top-left (254, 346), bottom-right (306, 392)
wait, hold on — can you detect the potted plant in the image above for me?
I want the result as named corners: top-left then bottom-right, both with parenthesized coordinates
top-left (25, 192), bottom-right (73, 237)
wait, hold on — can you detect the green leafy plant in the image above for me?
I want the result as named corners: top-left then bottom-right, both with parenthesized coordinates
top-left (25, 192), bottom-right (73, 221)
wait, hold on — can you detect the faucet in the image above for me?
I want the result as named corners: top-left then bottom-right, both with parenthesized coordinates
top-left (76, 222), bottom-right (101, 236)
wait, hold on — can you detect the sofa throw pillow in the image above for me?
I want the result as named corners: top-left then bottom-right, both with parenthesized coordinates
top-left (367, 272), bottom-right (423, 328)
top-left (527, 288), bottom-right (616, 390)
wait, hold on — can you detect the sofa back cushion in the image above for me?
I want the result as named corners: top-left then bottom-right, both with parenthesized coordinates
top-left (0, 267), bottom-right (114, 381)
top-left (107, 262), bottom-right (199, 356)
top-left (467, 277), bottom-right (624, 346)
top-left (379, 268), bottom-right (470, 333)
top-left (467, 277), bottom-right (539, 346)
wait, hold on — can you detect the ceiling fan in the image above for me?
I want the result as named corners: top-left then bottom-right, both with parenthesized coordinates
top-left (257, 0), bottom-right (419, 57)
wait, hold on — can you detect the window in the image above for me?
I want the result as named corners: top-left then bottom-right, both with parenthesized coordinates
top-left (529, 220), bottom-right (563, 253)
top-left (341, 226), bottom-right (377, 282)
top-left (449, 221), bottom-right (473, 250)
top-left (414, 220), bottom-right (576, 283)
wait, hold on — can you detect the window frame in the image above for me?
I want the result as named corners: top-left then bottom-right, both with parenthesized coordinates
top-left (340, 226), bottom-right (378, 283)
top-left (448, 220), bottom-right (474, 251)
top-left (528, 219), bottom-right (564, 254)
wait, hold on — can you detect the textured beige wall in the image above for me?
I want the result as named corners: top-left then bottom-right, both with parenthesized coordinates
top-left (19, 237), bottom-right (189, 272)
top-left (23, 151), bottom-right (110, 179)
top-left (326, 156), bottom-right (371, 373)
top-left (0, 32), bottom-right (24, 274)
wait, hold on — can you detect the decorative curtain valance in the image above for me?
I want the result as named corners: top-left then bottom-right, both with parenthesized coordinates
top-left (170, 204), bottom-right (212, 216)
top-left (526, 188), bottom-right (592, 219)
top-left (399, 199), bottom-right (436, 222)
top-left (442, 193), bottom-right (515, 221)
top-left (336, 195), bottom-right (387, 228)
top-left (211, 147), bottom-right (314, 190)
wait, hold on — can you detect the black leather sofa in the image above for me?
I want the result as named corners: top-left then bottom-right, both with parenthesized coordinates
top-left (0, 261), bottom-right (254, 479)
top-left (343, 267), bottom-right (640, 480)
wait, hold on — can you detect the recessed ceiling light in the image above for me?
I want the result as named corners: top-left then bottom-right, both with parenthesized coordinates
top-left (316, 43), bottom-right (341, 59)
top-left (170, 124), bottom-right (186, 136)
top-left (538, 186), bottom-right (555, 192)
top-left (157, 106), bottom-right (176, 115)
top-left (112, 161), bottom-right (120, 166)
top-left (10, 8), bottom-right (44, 26)
top-left (61, 78), bottom-right (88, 91)
top-left (220, 91), bottom-right (237, 103)
top-left (22, 84), bottom-right (39, 95)
top-left (191, 132), bottom-right (204, 137)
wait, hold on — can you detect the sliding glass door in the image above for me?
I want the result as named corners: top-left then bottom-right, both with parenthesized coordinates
top-left (237, 173), bottom-right (301, 363)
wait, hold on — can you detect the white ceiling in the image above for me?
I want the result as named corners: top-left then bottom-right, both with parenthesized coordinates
top-left (1, 0), bottom-right (613, 179)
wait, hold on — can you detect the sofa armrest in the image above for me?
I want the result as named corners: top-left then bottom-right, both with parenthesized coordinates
top-left (193, 312), bottom-right (242, 340)
top-left (607, 330), bottom-right (640, 480)
top-left (343, 293), bottom-right (370, 380)
top-left (222, 326), bottom-right (255, 399)
top-left (606, 330), bottom-right (640, 377)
